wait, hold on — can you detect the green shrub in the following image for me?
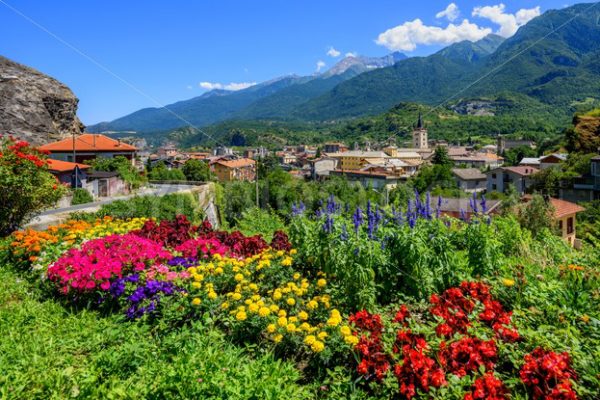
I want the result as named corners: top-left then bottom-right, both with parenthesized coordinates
top-left (95, 193), bottom-right (202, 222)
top-left (71, 188), bottom-right (93, 205)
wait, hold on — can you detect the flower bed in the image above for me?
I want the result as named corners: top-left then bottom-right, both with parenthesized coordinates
top-left (1, 212), bottom-right (597, 399)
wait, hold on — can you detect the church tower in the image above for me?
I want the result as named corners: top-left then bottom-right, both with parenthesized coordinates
top-left (412, 112), bottom-right (428, 149)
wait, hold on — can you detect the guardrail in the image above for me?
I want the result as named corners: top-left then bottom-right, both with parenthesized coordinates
top-left (148, 180), bottom-right (208, 186)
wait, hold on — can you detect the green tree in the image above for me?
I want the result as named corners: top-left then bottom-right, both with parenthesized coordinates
top-left (0, 137), bottom-right (65, 236)
top-left (432, 146), bottom-right (452, 166)
top-left (182, 159), bottom-right (211, 181)
top-left (148, 162), bottom-right (186, 181)
top-left (516, 194), bottom-right (555, 237)
top-left (92, 156), bottom-right (145, 188)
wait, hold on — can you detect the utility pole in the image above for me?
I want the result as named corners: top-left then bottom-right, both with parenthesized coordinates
top-left (72, 132), bottom-right (78, 188)
top-left (255, 158), bottom-right (259, 208)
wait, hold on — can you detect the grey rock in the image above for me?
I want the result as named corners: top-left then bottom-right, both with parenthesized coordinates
top-left (0, 55), bottom-right (83, 145)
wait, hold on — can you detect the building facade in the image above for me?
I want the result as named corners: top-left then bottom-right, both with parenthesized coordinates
top-left (39, 134), bottom-right (137, 165)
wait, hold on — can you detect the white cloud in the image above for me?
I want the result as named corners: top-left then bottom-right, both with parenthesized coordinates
top-left (376, 18), bottom-right (491, 52)
top-left (224, 82), bottom-right (256, 91)
top-left (436, 3), bottom-right (460, 21)
top-left (472, 4), bottom-right (541, 37)
top-left (199, 81), bottom-right (256, 91)
top-left (326, 47), bottom-right (341, 57)
top-left (345, 52), bottom-right (358, 58)
top-left (199, 81), bottom-right (223, 90)
top-left (316, 60), bottom-right (326, 72)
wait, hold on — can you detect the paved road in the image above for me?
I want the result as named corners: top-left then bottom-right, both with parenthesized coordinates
top-left (39, 184), bottom-right (196, 216)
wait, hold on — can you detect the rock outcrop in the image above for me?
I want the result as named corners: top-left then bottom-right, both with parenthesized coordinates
top-left (0, 55), bottom-right (83, 145)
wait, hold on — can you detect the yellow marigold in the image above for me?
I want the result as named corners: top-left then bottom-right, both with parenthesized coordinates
top-left (290, 249), bottom-right (297, 255)
top-left (251, 294), bottom-right (261, 302)
top-left (235, 311), bottom-right (247, 321)
top-left (502, 278), bottom-right (515, 287)
top-left (207, 291), bottom-right (218, 300)
top-left (311, 340), bottom-right (325, 353)
top-left (344, 335), bottom-right (359, 346)
top-left (234, 273), bottom-right (244, 282)
top-left (266, 324), bottom-right (276, 333)
top-left (293, 272), bottom-right (301, 280)
top-left (277, 317), bottom-right (288, 327)
top-left (281, 257), bottom-right (293, 267)
top-left (276, 250), bottom-right (285, 257)
top-left (307, 300), bottom-right (318, 310)
top-left (232, 293), bottom-right (242, 301)
top-left (278, 310), bottom-right (287, 317)
top-left (188, 267), bottom-right (197, 274)
top-left (286, 323), bottom-right (297, 333)
top-left (258, 307), bottom-right (271, 317)
top-left (192, 281), bottom-right (202, 289)
top-left (273, 291), bottom-right (282, 301)
top-left (298, 311), bottom-right (309, 321)
top-left (300, 322), bottom-right (311, 331)
top-left (317, 331), bottom-right (328, 340)
top-left (248, 303), bottom-right (260, 313)
top-left (191, 298), bottom-right (202, 306)
top-left (286, 297), bottom-right (296, 306)
top-left (273, 334), bottom-right (283, 343)
top-left (304, 335), bottom-right (316, 345)
top-left (340, 326), bottom-right (352, 336)
top-left (193, 274), bottom-right (204, 282)
top-left (327, 317), bottom-right (341, 327)
top-left (269, 304), bottom-right (279, 312)
top-left (289, 316), bottom-right (298, 323)
top-left (221, 302), bottom-right (230, 309)
top-left (317, 279), bottom-right (327, 288)
top-left (214, 267), bottom-right (224, 275)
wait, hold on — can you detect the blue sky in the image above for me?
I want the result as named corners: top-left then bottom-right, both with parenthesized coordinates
top-left (0, 0), bottom-right (575, 124)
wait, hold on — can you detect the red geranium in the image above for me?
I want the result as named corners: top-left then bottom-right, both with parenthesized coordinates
top-left (520, 348), bottom-right (578, 399)
top-left (464, 372), bottom-right (508, 400)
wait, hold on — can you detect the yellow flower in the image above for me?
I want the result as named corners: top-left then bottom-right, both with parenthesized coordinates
top-left (214, 267), bottom-right (224, 275)
top-left (278, 310), bottom-right (287, 317)
top-left (298, 311), bottom-right (309, 321)
top-left (269, 304), bottom-right (279, 312)
top-left (340, 326), bottom-right (352, 336)
top-left (188, 267), bottom-right (197, 274)
top-left (207, 291), bottom-right (217, 300)
top-left (311, 340), bottom-right (325, 353)
top-left (286, 323), bottom-right (297, 333)
top-left (304, 335), bottom-right (316, 345)
top-left (293, 272), bottom-right (301, 280)
top-left (299, 322), bottom-right (311, 331)
top-left (317, 331), bottom-right (328, 340)
top-left (251, 294), bottom-right (261, 302)
top-left (232, 293), bottom-right (242, 301)
top-left (266, 323), bottom-right (276, 333)
top-left (248, 303), bottom-right (260, 313)
top-left (235, 311), bottom-right (247, 321)
top-left (221, 302), bottom-right (230, 309)
top-left (192, 281), bottom-right (202, 289)
top-left (282, 257), bottom-right (293, 267)
top-left (273, 334), bottom-right (283, 343)
top-left (276, 250), bottom-right (284, 257)
top-left (581, 314), bottom-right (590, 323)
top-left (193, 274), bottom-right (204, 282)
top-left (277, 317), bottom-right (288, 327)
top-left (317, 279), bottom-right (327, 288)
top-left (249, 283), bottom-right (259, 292)
top-left (344, 335), bottom-right (359, 346)
top-left (327, 317), bottom-right (341, 327)
top-left (258, 307), bottom-right (271, 317)
top-left (289, 316), bottom-right (298, 323)
top-left (191, 298), bottom-right (202, 306)
top-left (234, 273), bottom-right (244, 282)
top-left (273, 291), bottom-right (282, 301)
top-left (502, 278), bottom-right (515, 287)
top-left (307, 300), bottom-right (318, 310)
top-left (286, 297), bottom-right (296, 306)
top-left (290, 249), bottom-right (297, 255)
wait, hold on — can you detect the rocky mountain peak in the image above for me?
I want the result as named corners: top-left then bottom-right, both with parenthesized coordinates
top-left (0, 55), bottom-right (83, 145)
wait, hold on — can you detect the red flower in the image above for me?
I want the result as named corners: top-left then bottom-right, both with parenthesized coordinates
top-left (394, 349), bottom-right (446, 399)
top-left (464, 372), bottom-right (508, 400)
top-left (520, 348), bottom-right (578, 400)
top-left (438, 337), bottom-right (498, 377)
top-left (394, 304), bottom-right (410, 325)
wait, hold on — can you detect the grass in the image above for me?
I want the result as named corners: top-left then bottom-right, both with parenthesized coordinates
top-left (0, 267), bottom-right (310, 400)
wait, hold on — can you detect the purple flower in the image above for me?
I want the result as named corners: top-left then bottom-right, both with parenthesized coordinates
top-left (352, 207), bottom-right (363, 233)
top-left (480, 195), bottom-right (487, 214)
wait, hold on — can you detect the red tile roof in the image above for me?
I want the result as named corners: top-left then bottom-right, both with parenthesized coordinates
top-left (549, 198), bottom-right (585, 219)
top-left (502, 166), bottom-right (539, 176)
top-left (47, 159), bottom-right (90, 172)
top-left (39, 134), bottom-right (137, 152)
top-left (215, 158), bottom-right (256, 168)
top-left (522, 196), bottom-right (585, 219)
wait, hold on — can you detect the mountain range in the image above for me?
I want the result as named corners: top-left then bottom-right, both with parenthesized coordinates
top-left (88, 2), bottom-right (600, 136)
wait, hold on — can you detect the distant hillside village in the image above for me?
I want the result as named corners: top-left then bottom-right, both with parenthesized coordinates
top-left (33, 111), bottom-right (600, 248)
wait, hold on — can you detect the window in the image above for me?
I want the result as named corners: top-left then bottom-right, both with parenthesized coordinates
top-left (567, 217), bottom-right (574, 235)
top-left (492, 173), bottom-right (496, 179)
top-left (558, 220), bottom-right (563, 231)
